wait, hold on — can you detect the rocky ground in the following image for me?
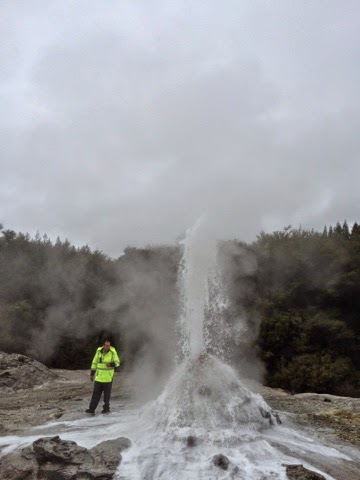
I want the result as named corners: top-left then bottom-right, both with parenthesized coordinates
top-left (0, 353), bottom-right (359, 479)
top-left (0, 368), bottom-right (131, 436)
top-left (255, 383), bottom-right (360, 448)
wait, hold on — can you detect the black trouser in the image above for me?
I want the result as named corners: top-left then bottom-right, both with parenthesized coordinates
top-left (89, 381), bottom-right (112, 412)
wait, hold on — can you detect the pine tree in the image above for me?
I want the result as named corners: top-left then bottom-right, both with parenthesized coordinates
top-left (334, 221), bottom-right (342, 235)
top-left (351, 222), bottom-right (360, 238)
top-left (342, 220), bottom-right (350, 239)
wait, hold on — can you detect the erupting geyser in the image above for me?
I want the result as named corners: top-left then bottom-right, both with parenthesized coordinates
top-left (146, 217), bottom-right (278, 434)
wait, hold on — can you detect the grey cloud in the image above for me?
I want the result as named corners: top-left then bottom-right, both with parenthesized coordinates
top-left (1, 1), bottom-right (359, 255)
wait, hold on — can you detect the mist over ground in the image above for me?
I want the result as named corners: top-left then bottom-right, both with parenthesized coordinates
top-left (1, 1), bottom-right (359, 256)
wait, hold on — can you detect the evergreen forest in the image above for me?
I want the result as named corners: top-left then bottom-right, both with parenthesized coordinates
top-left (0, 221), bottom-right (359, 397)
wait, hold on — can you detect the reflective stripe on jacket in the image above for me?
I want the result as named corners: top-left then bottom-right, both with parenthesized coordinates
top-left (91, 346), bottom-right (120, 383)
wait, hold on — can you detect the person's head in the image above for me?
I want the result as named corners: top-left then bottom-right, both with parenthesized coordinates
top-left (102, 339), bottom-right (111, 352)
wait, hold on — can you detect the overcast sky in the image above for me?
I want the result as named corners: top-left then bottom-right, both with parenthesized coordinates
top-left (1, 1), bottom-right (359, 256)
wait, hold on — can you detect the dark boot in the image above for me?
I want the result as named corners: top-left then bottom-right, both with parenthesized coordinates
top-left (85, 408), bottom-right (95, 415)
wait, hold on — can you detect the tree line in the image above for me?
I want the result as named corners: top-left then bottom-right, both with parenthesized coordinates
top-left (221, 221), bottom-right (360, 396)
top-left (0, 221), bottom-right (359, 396)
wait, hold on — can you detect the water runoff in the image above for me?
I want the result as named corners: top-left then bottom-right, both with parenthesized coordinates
top-left (0, 218), bottom-right (358, 479)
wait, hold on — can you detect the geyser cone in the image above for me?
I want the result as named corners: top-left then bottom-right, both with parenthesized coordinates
top-left (148, 353), bottom-right (277, 431)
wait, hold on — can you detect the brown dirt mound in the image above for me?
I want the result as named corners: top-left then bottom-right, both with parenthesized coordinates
top-left (0, 351), bottom-right (58, 390)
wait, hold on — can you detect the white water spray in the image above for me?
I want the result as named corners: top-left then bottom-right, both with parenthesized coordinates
top-left (159, 217), bottom-right (277, 431)
top-left (178, 217), bottom-right (217, 360)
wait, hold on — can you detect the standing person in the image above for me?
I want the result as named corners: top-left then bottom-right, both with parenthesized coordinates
top-left (85, 339), bottom-right (120, 415)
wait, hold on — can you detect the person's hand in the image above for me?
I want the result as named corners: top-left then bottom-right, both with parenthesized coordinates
top-left (90, 375), bottom-right (94, 382)
top-left (106, 363), bottom-right (111, 367)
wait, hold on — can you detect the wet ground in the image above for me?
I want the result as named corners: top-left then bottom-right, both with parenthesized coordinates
top-left (0, 370), bottom-right (359, 479)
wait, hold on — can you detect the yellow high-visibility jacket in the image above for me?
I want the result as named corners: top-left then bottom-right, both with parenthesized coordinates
top-left (90, 346), bottom-right (120, 383)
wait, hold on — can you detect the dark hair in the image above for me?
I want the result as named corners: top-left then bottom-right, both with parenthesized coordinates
top-left (102, 338), bottom-right (111, 344)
